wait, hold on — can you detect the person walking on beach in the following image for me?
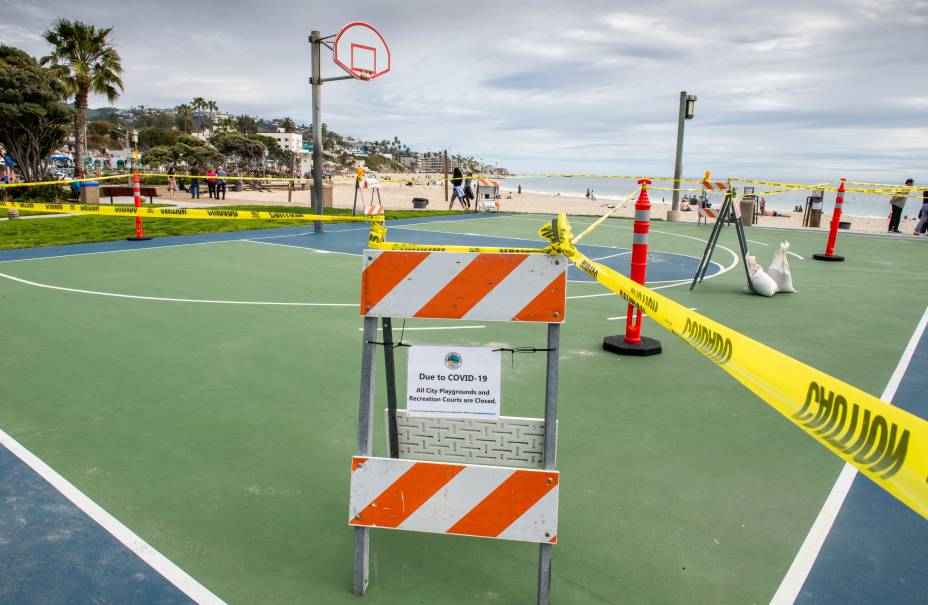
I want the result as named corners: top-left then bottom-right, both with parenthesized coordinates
top-left (215, 166), bottom-right (227, 200)
top-left (206, 168), bottom-right (217, 199)
top-left (189, 168), bottom-right (201, 199)
top-left (888, 178), bottom-right (913, 233)
top-left (915, 190), bottom-right (928, 235)
top-left (585, 188), bottom-right (590, 199)
top-left (167, 168), bottom-right (176, 199)
top-left (449, 167), bottom-right (466, 210)
top-left (517, 184), bottom-right (522, 195)
top-left (463, 172), bottom-right (475, 210)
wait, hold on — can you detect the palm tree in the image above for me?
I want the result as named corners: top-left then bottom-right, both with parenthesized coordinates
top-left (41, 19), bottom-right (124, 178)
top-left (175, 104), bottom-right (194, 132)
top-left (280, 117), bottom-right (296, 133)
top-left (206, 100), bottom-right (218, 127)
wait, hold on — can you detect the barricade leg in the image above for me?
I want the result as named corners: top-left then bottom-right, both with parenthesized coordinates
top-left (537, 323), bottom-right (560, 605)
top-left (354, 316), bottom-right (378, 596)
top-left (813, 178), bottom-right (846, 262)
top-left (603, 179), bottom-right (661, 356)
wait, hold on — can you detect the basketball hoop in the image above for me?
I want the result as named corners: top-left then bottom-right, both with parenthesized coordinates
top-left (333, 22), bottom-right (390, 80)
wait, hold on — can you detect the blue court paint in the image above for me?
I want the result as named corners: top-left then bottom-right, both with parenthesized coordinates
top-left (795, 326), bottom-right (928, 604)
top-left (0, 214), bottom-right (720, 285)
top-left (0, 444), bottom-right (195, 604)
top-left (249, 223), bottom-right (720, 284)
top-left (0, 213), bottom-right (495, 263)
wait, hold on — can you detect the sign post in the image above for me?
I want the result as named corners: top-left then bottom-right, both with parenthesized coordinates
top-left (309, 22), bottom-right (390, 233)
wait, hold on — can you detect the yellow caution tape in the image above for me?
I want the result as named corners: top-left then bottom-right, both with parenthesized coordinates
top-left (0, 174), bottom-right (131, 189)
top-left (0, 201), bottom-right (382, 223)
top-left (534, 212), bottom-right (928, 520)
top-left (363, 209), bottom-right (928, 520)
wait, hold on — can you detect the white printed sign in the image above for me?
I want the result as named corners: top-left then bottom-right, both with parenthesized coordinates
top-left (406, 345), bottom-right (501, 419)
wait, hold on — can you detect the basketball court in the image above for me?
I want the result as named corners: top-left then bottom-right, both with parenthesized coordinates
top-left (1, 212), bottom-right (926, 603)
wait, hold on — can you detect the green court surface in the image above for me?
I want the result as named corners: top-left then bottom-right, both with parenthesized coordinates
top-left (1, 214), bottom-right (926, 603)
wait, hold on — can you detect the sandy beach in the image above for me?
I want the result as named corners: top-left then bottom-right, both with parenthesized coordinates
top-left (153, 173), bottom-right (924, 236)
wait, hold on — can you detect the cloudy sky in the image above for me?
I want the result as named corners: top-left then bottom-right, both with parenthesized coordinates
top-left (2, 0), bottom-right (926, 181)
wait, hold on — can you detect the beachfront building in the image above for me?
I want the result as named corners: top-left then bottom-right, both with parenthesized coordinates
top-left (260, 129), bottom-right (304, 154)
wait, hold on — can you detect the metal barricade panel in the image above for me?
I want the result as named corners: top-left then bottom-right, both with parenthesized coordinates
top-left (349, 456), bottom-right (559, 543)
top-left (360, 250), bottom-right (566, 323)
top-left (387, 409), bottom-right (547, 468)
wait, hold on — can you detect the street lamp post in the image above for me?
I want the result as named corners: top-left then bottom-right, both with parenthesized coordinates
top-left (669, 91), bottom-right (697, 222)
top-left (130, 129), bottom-right (139, 184)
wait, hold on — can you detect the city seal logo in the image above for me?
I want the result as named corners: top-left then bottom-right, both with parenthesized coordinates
top-left (444, 352), bottom-right (463, 369)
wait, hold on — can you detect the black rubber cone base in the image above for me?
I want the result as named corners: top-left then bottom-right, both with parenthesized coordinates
top-left (812, 253), bottom-right (844, 262)
top-left (603, 335), bottom-right (662, 356)
top-left (126, 236), bottom-right (153, 241)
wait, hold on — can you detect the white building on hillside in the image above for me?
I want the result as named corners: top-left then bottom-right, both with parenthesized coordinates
top-left (260, 129), bottom-right (303, 154)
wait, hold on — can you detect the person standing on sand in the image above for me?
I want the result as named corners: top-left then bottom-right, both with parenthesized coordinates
top-left (189, 168), bottom-right (200, 199)
top-left (463, 172), bottom-right (475, 210)
top-left (206, 168), bottom-right (217, 199)
top-left (216, 166), bottom-right (227, 200)
top-left (915, 190), bottom-right (928, 235)
top-left (449, 167), bottom-right (466, 210)
top-left (517, 184), bottom-right (521, 195)
top-left (167, 168), bottom-right (176, 199)
top-left (888, 178), bottom-right (913, 233)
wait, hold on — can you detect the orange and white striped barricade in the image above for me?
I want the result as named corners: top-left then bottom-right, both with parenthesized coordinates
top-left (362, 204), bottom-right (383, 216)
top-left (352, 247), bottom-right (567, 603)
top-left (475, 177), bottom-right (500, 212)
top-left (697, 204), bottom-right (717, 225)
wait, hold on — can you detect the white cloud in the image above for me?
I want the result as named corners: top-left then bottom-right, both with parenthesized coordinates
top-left (2, 0), bottom-right (925, 181)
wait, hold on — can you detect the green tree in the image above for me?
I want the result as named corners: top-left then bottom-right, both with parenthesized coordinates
top-left (140, 145), bottom-right (179, 170)
top-left (211, 132), bottom-right (267, 173)
top-left (86, 120), bottom-right (127, 151)
top-left (175, 104), bottom-right (194, 132)
top-left (41, 19), bottom-right (124, 178)
top-left (0, 45), bottom-right (73, 182)
top-left (279, 117), bottom-right (296, 133)
top-left (206, 99), bottom-right (218, 126)
top-left (134, 111), bottom-right (174, 130)
top-left (235, 114), bottom-right (258, 135)
top-left (137, 127), bottom-right (178, 150)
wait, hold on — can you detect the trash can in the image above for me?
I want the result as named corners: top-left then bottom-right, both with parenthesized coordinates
top-left (412, 197), bottom-right (429, 209)
top-left (79, 181), bottom-right (100, 204)
top-left (739, 199), bottom-right (755, 225)
top-left (322, 183), bottom-right (333, 208)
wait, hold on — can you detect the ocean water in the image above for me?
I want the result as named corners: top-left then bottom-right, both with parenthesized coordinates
top-left (498, 176), bottom-right (926, 219)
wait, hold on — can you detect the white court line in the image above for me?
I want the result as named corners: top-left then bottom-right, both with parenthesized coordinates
top-left (0, 270), bottom-right (356, 307)
top-left (746, 239), bottom-right (805, 261)
top-left (567, 279), bottom-right (693, 299)
top-left (770, 304), bottom-right (928, 605)
top-left (591, 251), bottom-right (632, 261)
top-left (0, 428), bottom-right (226, 605)
top-left (357, 325), bottom-right (485, 331)
top-left (0, 239), bottom-right (231, 265)
top-left (243, 238), bottom-right (361, 257)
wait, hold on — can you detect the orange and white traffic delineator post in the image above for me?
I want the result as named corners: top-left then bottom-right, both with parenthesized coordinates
top-left (126, 154), bottom-right (151, 241)
top-left (603, 179), bottom-right (661, 356)
top-left (813, 178), bottom-right (846, 262)
top-left (352, 243), bottom-right (566, 603)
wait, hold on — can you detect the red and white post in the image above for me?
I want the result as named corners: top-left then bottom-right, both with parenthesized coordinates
top-left (126, 150), bottom-right (152, 241)
top-left (603, 179), bottom-right (662, 356)
top-left (813, 178), bottom-right (846, 262)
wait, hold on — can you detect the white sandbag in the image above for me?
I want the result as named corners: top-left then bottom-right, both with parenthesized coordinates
top-left (747, 255), bottom-right (779, 297)
top-left (767, 241), bottom-right (796, 292)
